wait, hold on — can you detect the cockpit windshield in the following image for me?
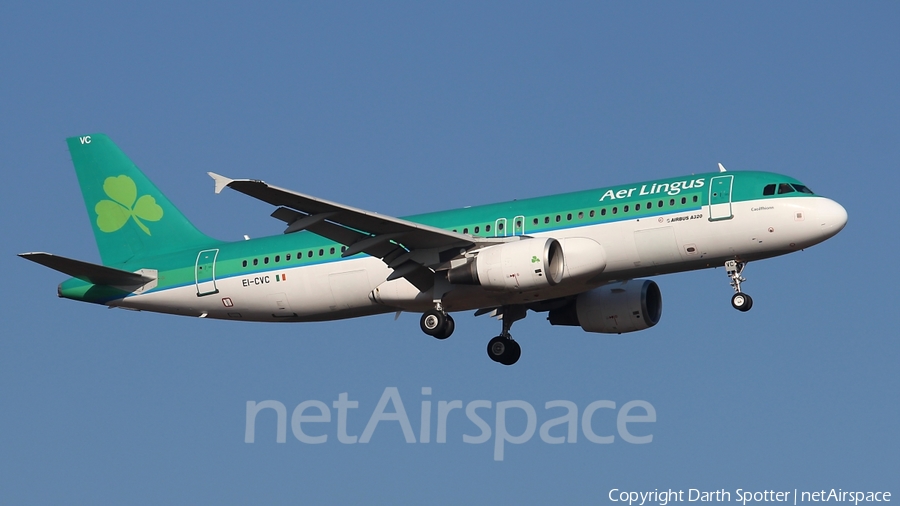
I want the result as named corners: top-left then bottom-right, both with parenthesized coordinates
top-left (763, 182), bottom-right (814, 196)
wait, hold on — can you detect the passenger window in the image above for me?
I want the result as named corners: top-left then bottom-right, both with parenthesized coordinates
top-left (669, 199), bottom-right (675, 206)
top-left (275, 255), bottom-right (280, 263)
top-left (658, 200), bottom-right (663, 208)
top-left (253, 258), bottom-right (258, 266)
top-left (577, 212), bottom-right (583, 219)
top-left (463, 228), bottom-right (469, 234)
top-left (601, 209), bottom-right (606, 216)
top-left (778, 183), bottom-right (795, 194)
top-left (308, 251), bottom-right (313, 258)
top-left (242, 260), bottom-right (247, 268)
top-left (264, 257), bottom-right (269, 264)
top-left (556, 215), bottom-right (561, 222)
top-left (623, 205), bottom-right (629, 213)
top-left (693, 195), bottom-right (698, 203)
top-left (474, 226), bottom-right (480, 234)
top-left (566, 213), bottom-right (572, 221)
top-left (319, 249), bottom-right (324, 256)
top-left (763, 184), bottom-right (776, 196)
top-left (681, 197), bottom-right (686, 204)
top-left (612, 207), bottom-right (618, 215)
top-left (330, 247), bottom-right (335, 254)
top-left (286, 254), bottom-right (291, 261)
top-left (646, 202), bottom-right (652, 209)
top-left (486, 224), bottom-right (491, 232)
top-left (589, 210), bottom-right (595, 218)
top-left (544, 217), bottom-right (550, 224)
top-left (341, 246), bottom-right (347, 253)
top-left (635, 203), bottom-right (641, 211)
top-left (533, 218), bottom-right (539, 225)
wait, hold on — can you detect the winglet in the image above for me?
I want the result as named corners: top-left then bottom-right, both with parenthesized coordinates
top-left (208, 172), bottom-right (234, 194)
top-left (718, 163), bottom-right (727, 173)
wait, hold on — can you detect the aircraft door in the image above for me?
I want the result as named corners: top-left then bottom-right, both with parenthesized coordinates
top-left (513, 215), bottom-right (525, 236)
top-left (195, 249), bottom-right (219, 296)
top-left (708, 175), bottom-right (734, 221)
top-left (494, 218), bottom-right (508, 237)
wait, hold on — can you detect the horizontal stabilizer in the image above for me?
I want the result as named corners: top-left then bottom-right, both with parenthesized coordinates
top-left (18, 252), bottom-right (155, 286)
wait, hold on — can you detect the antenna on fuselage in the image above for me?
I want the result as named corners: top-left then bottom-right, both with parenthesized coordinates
top-left (718, 163), bottom-right (727, 172)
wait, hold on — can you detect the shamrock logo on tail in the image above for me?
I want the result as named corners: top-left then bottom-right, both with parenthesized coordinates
top-left (95, 175), bottom-right (163, 235)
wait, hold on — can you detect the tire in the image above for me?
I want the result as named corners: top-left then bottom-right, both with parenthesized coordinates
top-left (487, 336), bottom-right (521, 365)
top-left (731, 292), bottom-right (752, 312)
top-left (420, 309), bottom-right (446, 336)
top-left (487, 336), bottom-right (506, 362)
top-left (434, 315), bottom-right (454, 340)
top-left (501, 339), bottom-right (521, 366)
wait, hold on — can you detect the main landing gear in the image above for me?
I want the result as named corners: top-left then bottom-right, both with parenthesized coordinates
top-left (418, 304), bottom-right (526, 366)
top-left (486, 306), bottom-right (526, 366)
top-left (420, 307), bottom-right (455, 340)
top-left (725, 260), bottom-right (753, 312)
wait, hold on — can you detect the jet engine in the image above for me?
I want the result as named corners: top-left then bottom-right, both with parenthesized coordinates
top-left (548, 279), bottom-right (662, 334)
top-left (447, 238), bottom-right (564, 291)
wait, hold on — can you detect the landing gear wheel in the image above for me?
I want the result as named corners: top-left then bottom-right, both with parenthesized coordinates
top-left (433, 315), bottom-right (454, 340)
top-left (731, 292), bottom-right (753, 312)
top-left (420, 309), bottom-right (447, 337)
top-left (487, 336), bottom-right (506, 362)
top-left (725, 260), bottom-right (753, 312)
top-left (504, 339), bottom-right (521, 365)
top-left (487, 336), bottom-right (521, 365)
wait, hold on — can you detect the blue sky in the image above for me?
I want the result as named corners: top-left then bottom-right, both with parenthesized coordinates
top-left (1, 2), bottom-right (897, 504)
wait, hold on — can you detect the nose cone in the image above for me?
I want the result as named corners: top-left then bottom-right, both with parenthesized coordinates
top-left (817, 198), bottom-right (848, 239)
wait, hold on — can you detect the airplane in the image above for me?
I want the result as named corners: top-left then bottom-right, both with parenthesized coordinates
top-left (20, 134), bottom-right (848, 365)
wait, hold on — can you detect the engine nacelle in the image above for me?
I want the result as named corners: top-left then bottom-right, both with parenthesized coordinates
top-left (558, 237), bottom-right (607, 280)
top-left (548, 279), bottom-right (662, 334)
top-left (448, 238), bottom-right (564, 291)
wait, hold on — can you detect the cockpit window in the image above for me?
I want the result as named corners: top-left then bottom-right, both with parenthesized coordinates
top-left (765, 182), bottom-right (813, 196)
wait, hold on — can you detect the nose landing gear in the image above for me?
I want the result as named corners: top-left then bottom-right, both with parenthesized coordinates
top-left (726, 260), bottom-right (753, 312)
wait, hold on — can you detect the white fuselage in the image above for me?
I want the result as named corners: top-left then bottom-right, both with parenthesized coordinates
top-left (116, 196), bottom-right (847, 322)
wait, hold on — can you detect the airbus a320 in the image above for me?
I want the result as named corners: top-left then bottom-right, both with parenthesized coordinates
top-left (21, 134), bottom-right (848, 365)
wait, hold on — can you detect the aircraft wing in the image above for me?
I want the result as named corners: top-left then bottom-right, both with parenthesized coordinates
top-left (209, 173), bottom-right (508, 290)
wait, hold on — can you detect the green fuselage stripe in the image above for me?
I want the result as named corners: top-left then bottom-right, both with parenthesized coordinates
top-left (59, 170), bottom-right (814, 302)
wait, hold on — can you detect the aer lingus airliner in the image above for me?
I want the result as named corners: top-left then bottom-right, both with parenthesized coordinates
top-left (20, 134), bottom-right (847, 365)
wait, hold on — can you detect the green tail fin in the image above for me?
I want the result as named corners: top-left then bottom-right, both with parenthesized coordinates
top-left (67, 133), bottom-right (217, 266)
